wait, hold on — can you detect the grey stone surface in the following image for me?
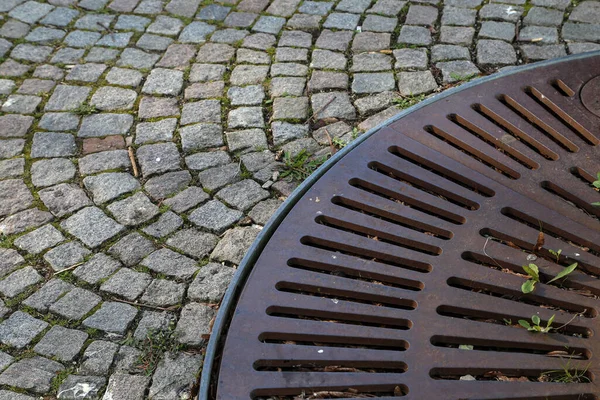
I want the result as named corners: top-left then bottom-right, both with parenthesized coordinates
top-left (141, 249), bottom-right (199, 279)
top-left (398, 25), bottom-right (432, 45)
top-left (0, 357), bottom-right (63, 393)
top-left (228, 85), bottom-right (265, 106)
top-left (0, 179), bottom-right (32, 217)
top-left (109, 232), bottom-right (156, 267)
top-left (44, 241), bottom-right (91, 271)
top-left (0, 208), bottom-right (54, 236)
top-left (34, 326), bottom-right (88, 361)
top-left (181, 100), bottom-right (221, 125)
top-left (22, 278), bottom-right (73, 312)
top-left (189, 199), bottom-right (243, 233)
top-left (142, 68), bottom-right (184, 96)
top-left (272, 122), bottom-right (309, 145)
top-left (166, 229), bottom-right (218, 259)
top-left (211, 226), bottom-right (261, 264)
top-left (437, 60), bottom-right (480, 82)
top-left (352, 73), bottom-right (396, 94)
top-left (100, 268), bottom-right (151, 300)
top-left (137, 143), bottom-right (181, 177)
top-left (14, 225), bottom-right (64, 254)
top-left (57, 375), bottom-right (106, 400)
top-left (311, 92), bottom-right (356, 120)
top-left (49, 287), bottom-right (102, 320)
top-left (136, 119), bottom-right (177, 145)
top-left (0, 311), bottom-right (48, 348)
top-left (38, 113), bottom-right (79, 132)
top-left (140, 279), bottom-right (185, 307)
top-left (562, 22), bottom-right (600, 43)
top-left (479, 21), bottom-right (516, 42)
top-left (145, 171), bottom-right (192, 200)
top-left (107, 192), bottom-right (159, 226)
top-left (38, 183), bottom-right (92, 217)
top-left (134, 311), bottom-right (173, 340)
top-left (0, 158), bottom-right (25, 179)
top-left (83, 302), bottom-right (138, 334)
top-left (188, 263), bottom-right (235, 302)
top-left (569, 0), bottom-right (600, 23)
top-left (163, 187), bottom-right (210, 213)
top-left (0, 267), bottom-right (42, 298)
top-left (185, 151), bottom-right (231, 171)
top-left (142, 211), bottom-right (183, 238)
top-left (180, 123), bottom-right (224, 153)
top-left (79, 150), bottom-right (130, 176)
top-left (477, 39), bottom-right (517, 65)
top-left (61, 207), bottom-right (124, 248)
top-left (148, 353), bottom-right (202, 399)
top-left (31, 132), bottom-right (76, 158)
top-left (78, 114), bottom-right (134, 138)
top-left (480, 4), bottom-right (523, 21)
top-left (398, 71), bottom-right (437, 96)
top-left (518, 25), bottom-right (558, 44)
top-left (73, 253), bottom-right (121, 285)
top-left (520, 44), bottom-right (567, 60)
top-left (197, 163), bottom-right (241, 191)
top-left (174, 302), bottom-right (214, 345)
top-left (102, 374), bottom-right (149, 400)
top-left (249, 198), bottom-right (283, 224)
top-left (80, 340), bottom-right (119, 375)
top-left (90, 87), bottom-right (137, 111)
top-left (84, 173), bottom-right (140, 204)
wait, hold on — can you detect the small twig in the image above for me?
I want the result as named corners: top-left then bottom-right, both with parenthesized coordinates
top-left (323, 128), bottom-right (337, 155)
top-left (308, 96), bottom-right (336, 123)
top-left (483, 236), bottom-right (504, 269)
top-left (553, 310), bottom-right (586, 331)
top-left (54, 262), bottom-right (84, 275)
top-left (128, 147), bottom-right (139, 177)
top-left (112, 297), bottom-right (179, 312)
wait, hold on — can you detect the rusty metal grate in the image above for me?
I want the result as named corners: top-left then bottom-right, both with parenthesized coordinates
top-left (203, 53), bottom-right (600, 400)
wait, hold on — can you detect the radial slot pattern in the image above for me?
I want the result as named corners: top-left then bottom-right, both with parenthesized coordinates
top-left (211, 55), bottom-right (600, 399)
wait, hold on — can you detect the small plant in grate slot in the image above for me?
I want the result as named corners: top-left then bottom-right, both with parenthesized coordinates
top-left (518, 314), bottom-right (555, 333)
top-left (521, 262), bottom-right (578, 294)
top-left (521, 263), bottom-right (540, 293)
top-left (549, 248), bottom-right (562, 263)
top-left (542, 358), bottom-right (592, 383)
top-left (593, 172), bottom-right (600, 207)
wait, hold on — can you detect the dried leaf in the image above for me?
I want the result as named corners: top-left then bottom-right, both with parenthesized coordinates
top-left (534, 231), bottom-right (545, 252)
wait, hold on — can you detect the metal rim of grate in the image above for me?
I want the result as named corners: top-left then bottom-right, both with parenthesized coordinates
top-left (200, 51), bottom-right (600, 400)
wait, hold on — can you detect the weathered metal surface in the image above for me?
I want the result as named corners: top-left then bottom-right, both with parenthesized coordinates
top-left (211, 55), bottom-right (600, 399)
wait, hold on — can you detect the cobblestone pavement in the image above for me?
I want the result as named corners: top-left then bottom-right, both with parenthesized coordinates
top-left (0, 0), bottom-right (598, 397)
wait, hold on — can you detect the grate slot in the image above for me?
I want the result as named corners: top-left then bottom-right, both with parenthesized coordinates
top-left (472, 104), bottom-right (559, 161)
top-left (552, 79), bottom-right (576, 97)
top-left (526, 86), bottom-right (600, 145)
top-left (444, 279), bottom-right (593, 323)
top-left (288, 258), bottom-right (424, 291)
top-left (388, 146), bottom-right (495, 197)
top-left (275, 281), bottom-right (418, 310)
top-left (331, 196), bottom-right (452, 240)
top-left (448, 114), bottom-right (540, 170)
top-left (300, 233), bottom-right (433, 273)
top-left (424, 124), bottom-right (521, 179)
top-left (541, 181), bottom-right (600, 220)
top-left (500, 207), bottom-right (600, 255)
top-left (315, 215), bottom-right (442, 256)
top-left (252, 383), bottom-right (409, 399)
top-left (369, 161), bottom-right (480, 210)
top-left (430, 341), bottom-right (589, 360)
top-left (498, 94), bottom-right (579, 153)
top-left (350, 178), bottom-right (466, 224)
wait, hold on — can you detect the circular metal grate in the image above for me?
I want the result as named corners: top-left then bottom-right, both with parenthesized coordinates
top-left (203, 53), bottom-right (600, 400)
